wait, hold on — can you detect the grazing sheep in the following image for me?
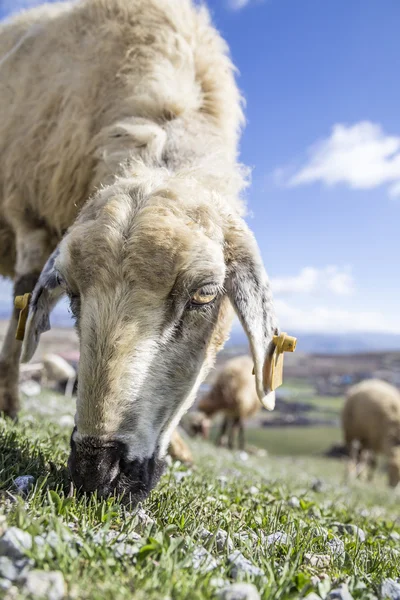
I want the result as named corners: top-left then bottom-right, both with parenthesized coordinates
top-left (42, 353), bottom-right (77, 397)
top-left (0, 0), bottom-right (278, 502)
top-left (342, 379), bottom-right (400, 487)
top-left (197, 355), bottom-right (261, 450)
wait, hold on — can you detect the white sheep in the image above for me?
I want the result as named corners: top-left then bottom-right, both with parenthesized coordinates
top-left (0, 0), bottom-right (278, 501)
top-left (42, 353), bottom-right (77, 397)
top-left (342, 379), bottom-right (400, 487)
top-left (196, 355), bottom-right (261, 450)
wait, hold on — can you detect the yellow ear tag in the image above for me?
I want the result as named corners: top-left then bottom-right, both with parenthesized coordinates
top-left (14, 293), bottom-right (32, 341)
top-left (252, 332), bottom-right (297, 391)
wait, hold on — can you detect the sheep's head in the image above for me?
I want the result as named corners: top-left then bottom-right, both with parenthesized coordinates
top-left (180, 411), bottom-right (211, 439)
top-left (20, 165), bottom-right (278, 503)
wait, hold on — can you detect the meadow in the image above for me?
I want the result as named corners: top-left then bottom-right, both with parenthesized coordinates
top-left (1, 387), bottom-right (399, 600)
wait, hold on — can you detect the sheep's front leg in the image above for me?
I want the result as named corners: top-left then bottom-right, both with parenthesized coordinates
top-left (228, 418), bottom-right (238, 450)
top-left (216, 416), bottom-right (229, 447)
top-left (366, 452), bottom-right (377, 482)
top-left (0, 229), bottom-right (55, 418)
top-left (238, 419), bottom-right (245, 451)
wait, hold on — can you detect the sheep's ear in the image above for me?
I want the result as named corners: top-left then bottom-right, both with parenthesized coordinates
top-left (225, 223), bottom-right (278, 410)
top-left (20, 248), bottom-right (65, 363)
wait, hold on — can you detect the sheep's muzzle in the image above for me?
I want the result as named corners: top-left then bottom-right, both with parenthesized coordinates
top-left (68, 427), bottom-right (165, 503)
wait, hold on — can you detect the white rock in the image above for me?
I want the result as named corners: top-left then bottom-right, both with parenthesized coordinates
top-left (332, 523), bottom-right (366, 543)
top-left (114, 542), bottom-right (140, 558)
top-left (58, 415), bottom-right (75, 428)
top-left (237, 451), bottom-right (249, 462)
top-left (198, 527), bottom-right (212, 539)
top-left (13, 476), bottom-right (35, 496)
top-left (228, 551), bottom-right (263, 579)
top-left (0, 557), bottom-right (19, 581)
top-left (20, 380), bottom-right (41, 397)
top-left (210, 577), bottom-right (228, 590)
top-left (0, 578), bottom-right (12, 591)
top-left (304, 553), bottom-right (331, 568)
top-left (173, 470), bottom-right (192, 482)
top-left (381, 579), bottom-right (400, 600)
top-left (326, 583), bottom-right (354, 600)
top-left (215, 529), bottom-right (234, 553)
top-left (91, 530), bottom-right (119, 545)
top-left (254, 448), bottom-right (268, 458)
top-left (134, 508), bottom-right (155, 531)
top-left (311, 479), bottom-right (324, 492)
top-left (389, 532), bottom-right (400, 542)
top-left (191, 546), bottom-right (219, 573)
top-left (235, 531), bottom-right (258, 544)
top-left (288, 496), bottom-right (300, 508)
top-left (0, 528), bottom-right (32, 559)
top-left (248, 486), bottom-right (259, 496)
top-left (199, 528), bottom-right (233, 553)
top-left (22, 570), bottom-right (65, 600)
top-left (327, 537), bottom-right (345, 559)
top-left (266, 532), bottom-right (290, 546)
top-left (218, 582), bottom-right (261, 600)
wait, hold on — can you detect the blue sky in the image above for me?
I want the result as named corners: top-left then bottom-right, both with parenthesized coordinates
top-left (1, 0), bottom-right (400, 334)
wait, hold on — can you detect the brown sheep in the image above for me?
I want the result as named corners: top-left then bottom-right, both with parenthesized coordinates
top-left (342, 379), bottom-right (400, 487)
top-left (197, 355), bottom-right (262, 450)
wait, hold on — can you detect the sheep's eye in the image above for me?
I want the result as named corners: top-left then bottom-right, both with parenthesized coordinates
top-left (190, 289), bottom-right (217, 307)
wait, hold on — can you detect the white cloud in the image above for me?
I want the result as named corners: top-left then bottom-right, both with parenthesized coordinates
top-left (231, 300), bottom-right (400, 335)
top-left (227, 0), bottom-right (251, 9)
top-left (227, 0), bottom-right (266, 10)
top-left (230, 263), bottom-right (398, 334)
top-left (271, 265), bottom-right (354, 296)
top-left (281, 121), bottom-right (400, 197)
top-left (275, 299), bottom-right (400, 334)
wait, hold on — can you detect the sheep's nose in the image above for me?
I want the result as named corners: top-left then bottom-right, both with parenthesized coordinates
top-left (67, 427), bottom-right (166, 502)
top-left (68, 427), bottom-right (124, 495)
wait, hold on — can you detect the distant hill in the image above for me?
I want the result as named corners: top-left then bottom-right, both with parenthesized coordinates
top-left (226, 328), bottom-right (400, 354)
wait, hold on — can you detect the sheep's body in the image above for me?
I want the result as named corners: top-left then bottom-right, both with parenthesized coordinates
top-left (342, 379), bottom-right (400, 487)
top-left (198, 355), bottom-right (260, 450)
top-left (0, 0), bottom-right (244, 275)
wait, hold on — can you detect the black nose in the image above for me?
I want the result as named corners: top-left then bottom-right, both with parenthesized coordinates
top-left (68, 428), bottom-right (165, 503)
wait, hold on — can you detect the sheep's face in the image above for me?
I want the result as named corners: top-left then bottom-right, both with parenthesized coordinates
top-left (21, 173), bottom-right (278, 503)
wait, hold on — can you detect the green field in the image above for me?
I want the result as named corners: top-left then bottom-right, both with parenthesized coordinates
top-left (245, 426), bottom-right (342, 456)
top-left (1, 390), bottom-right (400, 599)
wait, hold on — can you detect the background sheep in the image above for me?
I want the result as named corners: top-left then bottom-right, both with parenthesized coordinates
top-left (342, 379), bottom-right (400, 487)
top-left (196, 355), bottom-right (261, 450)
top-left (42, 353), bottom-right (77, 397)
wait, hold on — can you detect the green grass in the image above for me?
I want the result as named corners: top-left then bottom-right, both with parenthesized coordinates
top-left (245, 426), bottom-right (342, 456)
top-left (1, 392), bottom-right (400, 599)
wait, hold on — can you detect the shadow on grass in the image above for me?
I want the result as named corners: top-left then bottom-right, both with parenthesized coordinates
top-left (0, 425), bottom-right (71, 494)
